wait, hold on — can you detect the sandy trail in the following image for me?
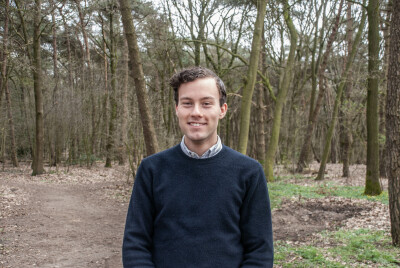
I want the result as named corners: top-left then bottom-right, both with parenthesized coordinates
top-left (1, 178), bottom-right (127, 268)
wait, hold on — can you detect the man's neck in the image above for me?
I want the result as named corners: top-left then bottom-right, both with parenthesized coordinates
top-left (184, 136), bottom-right (218, 157)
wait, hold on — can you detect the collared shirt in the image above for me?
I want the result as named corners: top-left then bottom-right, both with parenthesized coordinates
top-left (180, 135), bottom-right (223, 159)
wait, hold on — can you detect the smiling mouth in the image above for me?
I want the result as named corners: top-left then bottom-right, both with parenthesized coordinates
top-left (189, 123), bottom-right (206, 126)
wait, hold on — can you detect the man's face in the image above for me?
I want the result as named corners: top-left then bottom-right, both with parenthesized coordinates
top-left (175, 78), bottom-right (227, 151)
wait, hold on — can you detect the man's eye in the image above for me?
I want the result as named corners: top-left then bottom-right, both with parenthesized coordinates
top-left (182, 102), bottom-right (192, 106)
top-left (203, 102), bottom-right (211, 106)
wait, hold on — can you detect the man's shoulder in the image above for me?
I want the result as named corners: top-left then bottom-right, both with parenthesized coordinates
top-left (140, 144), bottom-right (181, 166)
top-left (222, 145), bottom-right (263, 169)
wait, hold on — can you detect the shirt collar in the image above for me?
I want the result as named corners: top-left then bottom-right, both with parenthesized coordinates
top-left (180, 136), bottom-right (222, 159)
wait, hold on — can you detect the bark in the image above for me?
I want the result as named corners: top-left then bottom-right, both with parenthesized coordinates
top-left (256, 29), bottom-right (266, 166)
top-left (296, 0), bottom-right (344, 172)
top-left (50, 0), bottom-right (61, 166)
top-left (365, 0), bottom-right (382, 195)
top-left (75, 0), bottom-right (97, 155)
top-left (2, 0), bottom-right (18, 167)
top-left (238, 0), bottom-right (267, 154)
top-left (316, 4), bottom-right (366, 180)
top-left (32, 0), bottom-right (44, 175)
top-left (119, 0), bottom-right (159, 156)
top-left (385, 0), bottom-right (400, 247)
top-left (308, 1), bottom-right (327, 136)
top-left (380, 0), bottom-right (392, 178)
top-left (340, 1), bottom-right (354, 177)
top-left (101, 21), bottom-right (109, 159)
top-left (105, 11), bottom-right (118, 168)
top-left (264, 0), bottom-right (297, 181)
top-left (118, 37), bottom-right (129, 165)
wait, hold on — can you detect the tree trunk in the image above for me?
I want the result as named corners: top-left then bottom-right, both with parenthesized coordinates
top-left (238, 0), bottom-right (267, 154)
top-left (264, 0), bottom-right (297, 181)
top-left (380, 0), bottom-right (392, 178)
top-left (340, 1), bottom-right (354, 177)
top-left (75, 0), bottom-right (97, 156)
top-left (119, 0), bottom-right (159, 156)
top-left (365, 0), bottom-right (382, 195)
top-left (385, 0), bottom-right (400, 247)
top-left (105, 11), bottom-right (118, 168)
top-left (256, 30), bottom-right (266, 166)
top-left (316, 4), bottom-right (366, 180)
top-left (32, 0), bottom-right (44, 175)
top-left (2, 0), bottom-right (18, 167)
top-left (118, 37), bottom-right (129, 165)
top-left (296, 0), bottom-right (343, 172)
top-left (50, 0), bottom-right (61, 166)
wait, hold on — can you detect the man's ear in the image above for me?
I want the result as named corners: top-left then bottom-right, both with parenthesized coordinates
top-left (175, 104), bottom-right (178, 116)
top-left (219, 103), bottom-right (228, 119)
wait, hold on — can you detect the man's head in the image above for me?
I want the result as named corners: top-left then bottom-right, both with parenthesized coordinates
top-left (170, 67), bottom-right (228, 154)
top-left (169, 67), bottom-right (227, 107)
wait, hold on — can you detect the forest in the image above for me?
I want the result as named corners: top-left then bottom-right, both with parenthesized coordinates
top-left (1, 0), bottom-right (400, 267)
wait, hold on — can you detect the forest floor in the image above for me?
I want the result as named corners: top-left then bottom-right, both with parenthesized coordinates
top-left (0, 161), bottom-right (398, 267)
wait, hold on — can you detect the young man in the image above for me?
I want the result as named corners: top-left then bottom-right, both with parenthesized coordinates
top-left (122, 67), bottom-right (273, 267)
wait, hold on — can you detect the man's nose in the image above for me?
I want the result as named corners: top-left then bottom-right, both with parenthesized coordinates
top-left (191, 104), bottom-right (203, 116)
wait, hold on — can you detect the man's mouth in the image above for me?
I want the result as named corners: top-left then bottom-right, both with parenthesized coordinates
top-left (189, 122), bottom-right (206, 126)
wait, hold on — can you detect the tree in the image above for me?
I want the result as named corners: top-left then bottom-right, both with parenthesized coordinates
top-left (2, 0), bottom-right (18, 167)
top-left (296, 0), bottom-right (344, 173)
top-left (119, 0), bottom-right (159, 156)
top-left (340, 1), bottom-right (355, 177)
top-left (32, 0), bottom-right (45, 175)
top-left (105, 2), bottom-right (118, 168)
top-left (364, 0), bottom-right (382, 195)
top-left (264, 0), bottom-right (297, 181)
top-left (316, 2), bottom-right (367, 180)
top-left (386, 0), bottom-right (400, 247)
top-left (238, 0), bottom-right (267, 154)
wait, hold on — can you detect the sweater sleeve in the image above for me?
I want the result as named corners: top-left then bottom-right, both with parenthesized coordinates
top-left (122, 160), bottom-right (156, 267)
top-left (240, 165), bottom-right (274, 267)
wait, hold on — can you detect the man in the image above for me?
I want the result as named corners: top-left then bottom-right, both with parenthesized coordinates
top-left (122, 67), bottom-right (273, 267)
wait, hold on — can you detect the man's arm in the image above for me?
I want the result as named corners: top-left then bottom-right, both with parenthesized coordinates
top-left (240, 165), bottom-right (274, 267)
top-left (122, 161), bottom-right (156, 267)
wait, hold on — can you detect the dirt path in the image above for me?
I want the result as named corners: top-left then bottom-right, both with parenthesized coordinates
top-left (1, 172), bottom-right (128, 268)
top-left (0, 163), bottom-right (390, 267)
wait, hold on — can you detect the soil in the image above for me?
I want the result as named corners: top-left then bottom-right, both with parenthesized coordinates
top-left (0, 162), bottom-right (389, 267)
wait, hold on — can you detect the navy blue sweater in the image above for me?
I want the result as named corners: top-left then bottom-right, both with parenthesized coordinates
top-left (122, 145), bottom-right (273, 267)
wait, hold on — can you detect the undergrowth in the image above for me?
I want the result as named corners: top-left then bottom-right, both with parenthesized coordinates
top-left (270, 175), bottom-right (398, 267)
top-left (274, 229), bottom-right (400, 267)
top-left (269, 176), bottom-right (388, 210)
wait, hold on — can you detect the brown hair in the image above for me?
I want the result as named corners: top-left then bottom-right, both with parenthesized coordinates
top-left (169, 67), bottom-right (227, 106)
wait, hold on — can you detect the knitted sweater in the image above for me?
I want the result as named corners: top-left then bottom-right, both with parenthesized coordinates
top-left (122, 145), bottom-right (273, 267)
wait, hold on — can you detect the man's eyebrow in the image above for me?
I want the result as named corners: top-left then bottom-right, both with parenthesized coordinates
top-left (179, 96), bottom-right (216, 101)
top-left (179, 97), bottom-right (192, 101)
top-left (200, 96), bottom-right (215, 100)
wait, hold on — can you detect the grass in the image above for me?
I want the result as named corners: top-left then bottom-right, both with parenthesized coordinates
top-left (274, 229), bottom-right (400, 267)
top-left (269, 174), bottom-right (399, 267)
top-left (268, 176), bottom-right (388, 210)
top-left (328, 229), bottom-right (400, 266)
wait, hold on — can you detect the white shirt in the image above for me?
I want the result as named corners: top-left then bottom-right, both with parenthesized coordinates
top-left (180, 136), bottom-right (223, 159)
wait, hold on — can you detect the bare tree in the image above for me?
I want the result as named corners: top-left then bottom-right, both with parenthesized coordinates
top-left (2, 0), bottom-right (18, 167)
top-left (296, 0), bottom-right (344, 173)
top-left (237, 0), bottom-right (267, 154)
top-left (32, 0), bottom-right (44, 175)
top-left (119, 0), bottom-right (159, 156)
top-left (365, 0), bottom-right (382, 195)
top-left (385, 0), bottom-right (400, 247)
top-left (316, 1), bottom-right (367, 180)
top-left (264, 0), bottom-right (297, 181)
